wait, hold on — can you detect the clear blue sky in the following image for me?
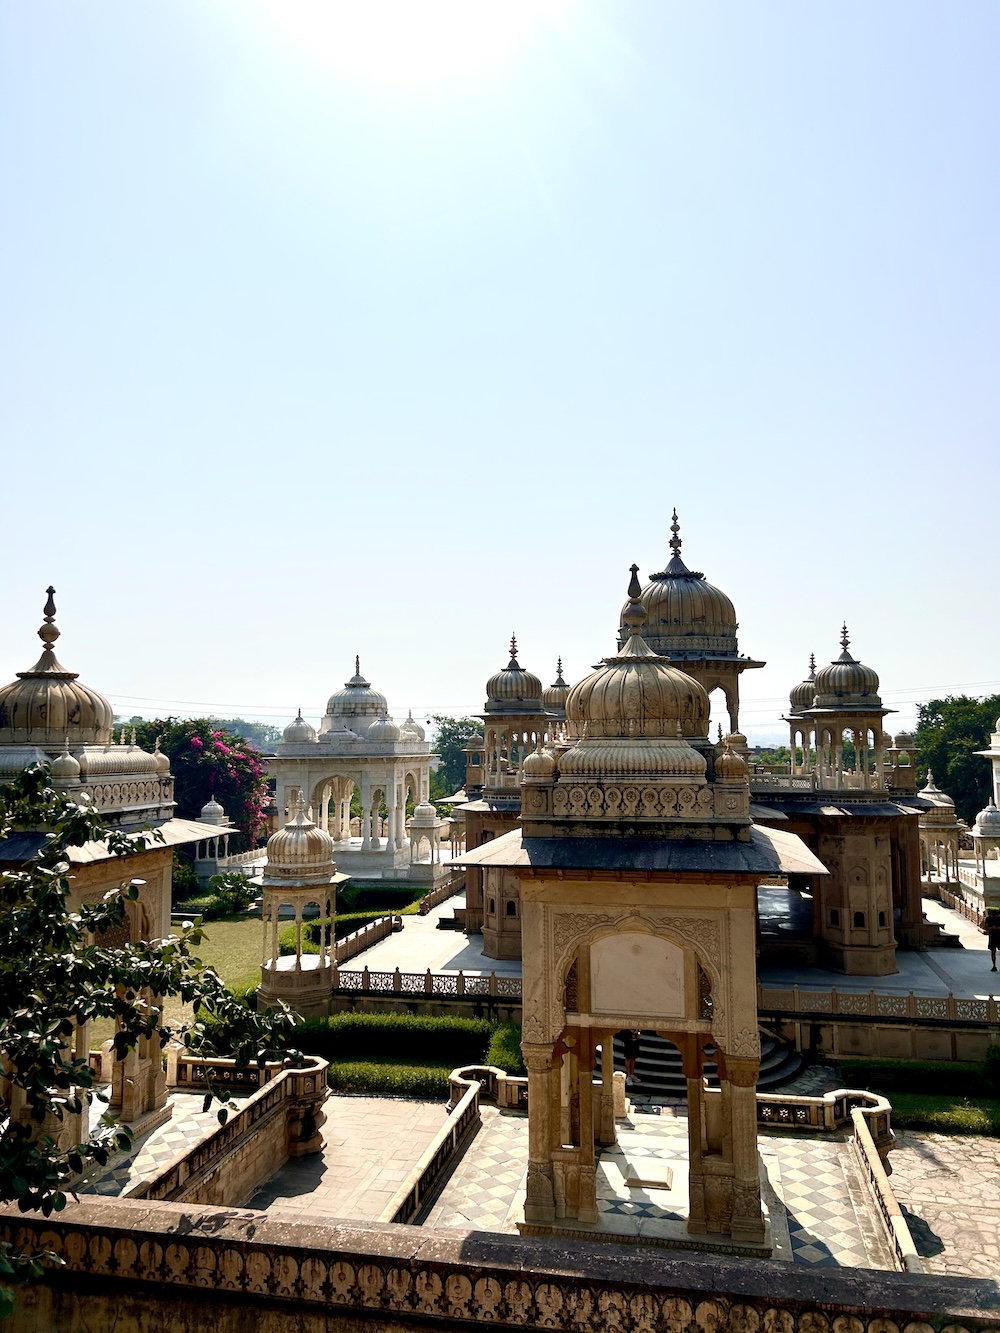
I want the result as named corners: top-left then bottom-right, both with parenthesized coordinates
top-left (2, 1), bottom-right (998, 743)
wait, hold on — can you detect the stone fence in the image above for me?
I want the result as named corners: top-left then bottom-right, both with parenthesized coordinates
top-left (759, 984), bottom-right (1000, 1061)
top-left (129, 1055), bottom-right (329, 1208)
top-left (334, 966), bottom-right (523, 1000)
top-left (379, 1080), bottom-right (482, 1225)
top-left (333, 913), bottom-right (402, 965)
top-left (941, 882), bottom-right (986, 925)
top-left (5, 1195), bottom-right (997, 1333)
top-left (851, 1106), bottom-right (923, 1274)
top-left (417, 872), bottom-right (465, 915)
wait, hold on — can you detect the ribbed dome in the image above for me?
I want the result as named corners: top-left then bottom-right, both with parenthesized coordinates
top-left (409, 799), bottom-right (439, 826)
top-left (152, 736), bottom-right (171, 775)
top-left (326, 657), bottom-right (388, 722)
top-left (400, 710), bottom-right (425, 742)
top-left (367, 715), bottom-right (401, 742)
top-left (522, 740), bottom-right (557, 780)
top-left (789, 655), bottom-right (817, 715)
top-left (263, 799), bottom-right (337, 885)
top-left (283, 709), bottom-right (317, 744)
top-left (484, 636), bottom-right (543, 714)
top-left (715, 736), bottom-right (749, 782)
top-left (919, 771), bottom-right (955, 809)
top-left (813, 625), bottom-right (882, 708)
top-left (623, 511), bottom-right (738, 656)
top-left (0, 588), bottom-right (115, 746)
top-left (559, 566), bottom-right (709, 782)
top-left (974, 800), bottom-right (1000, 836)
top-left (51, 745), bottom-right (81, 782)
top-left (542, 658), bottom-right (570, 717)
top-left (199, 796), bottom-right (228, 825)
top-left (894, 732), bottom-right (914, 751)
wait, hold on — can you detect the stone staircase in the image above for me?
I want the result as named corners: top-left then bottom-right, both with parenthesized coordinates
top-left (611, 1028), bottom-right (803, 1097)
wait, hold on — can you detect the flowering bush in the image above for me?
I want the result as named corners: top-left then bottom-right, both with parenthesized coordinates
top-left (130, 719), bottom-right (270, 850)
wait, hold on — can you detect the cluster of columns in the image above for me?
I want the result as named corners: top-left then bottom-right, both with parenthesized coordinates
top-left (788, 721), bottom-right (886, 789)
top-left (484, 721), bottom-right (550, 789)
top-left (522, 1029), bottom-right (763, 1244)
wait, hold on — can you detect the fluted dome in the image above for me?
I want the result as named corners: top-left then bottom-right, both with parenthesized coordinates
top-left (812, 625), bottom-right (882, 708)
top-left (484, 636), bottom-right (543, 714)
top-left (152, 736), bottom-right (171, 774)
top-left (51, 745), bottom-right (81, 782)
top-left (400, 709), bottom-right (425, 742)
top-left (894, 732), bottom-right (914, 751)
top-left (559, 566), bottom-right (709, 781)
top-left (623, 511), bottom-right (738, 657)
top-left (283, 709), bottom-right (317, 744)
top-left (974, 800), bottom-right (1000, 837)
top-left (542, 658), bottom-right (570, 718)
top-left (263, 799), bottom-right (337, 886)
top-left (409, 799), bottom-right (439, 826)
top-left (522, 740), bottom-right (557, 780)
top-left (367, 715), bottom-right (401, 742)
top-left (716, 736), bottom-right (749, 782)
top-left (199, 795), bottom-right (228, 825)
top-left (919, 771), bottom-right (955, 809)
top-left (789, 655), bottom-right (817, 715)
top-left (325, 657), bottom-right (388, 724)
top-left (0, 588), bottom-right (114, 746)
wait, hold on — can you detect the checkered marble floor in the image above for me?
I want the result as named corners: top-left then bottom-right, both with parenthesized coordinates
top-left (78, 1091), bottom-right (245, 1197)
top-left (426, 1105), bottom-right (892, 1269)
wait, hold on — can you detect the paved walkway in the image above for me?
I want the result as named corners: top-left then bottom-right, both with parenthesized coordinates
top-left (757, 898), bottom-right (999, 999)
top-left (247, 1095), bottom-right (448, 1223)
top-left (344, 893), bottom-right (521, 976)
top-left (886, 1131), bottom-right (1000, 1280)
top-left (424, 1107), bottom-right (893, 1269)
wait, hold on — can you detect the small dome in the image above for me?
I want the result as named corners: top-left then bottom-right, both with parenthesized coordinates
top-left (465, 732), bottom-right (484, 752)
top-left (623, 511), bottom-right (739, 657)
top-left (559, 566), bottom-right (710, 782)
top-left (51, 744), bottom-right (81, 782)
top-left (152, 736), bottom-right (171, 774)
top-left (919, 771), bottom-right (955, 808)
top-left (974, 800), bottom-right (1000, 837)
top-left (542, 658), bottom-right (570, 718)
top-left (522, 740), bottom-right (557, 781)
top-left (485, 636), bottom-right (544, 714)
top-left (410, 799), bottom-right (439, 825)
top-left (264, 799), bottom-right (337, 885)
top-left (283, 709), bottom-right (317, 744)
top-left (813, 625), bottom-right (882, 708)
top-left (0, 588), bottom-right (115, 746)
top-left (199, 795), bottom-right (227, 825)
top-left (400, 709), bottom-right (425, 742)
top-left (894, 731), bottom-right (914, 751)
top-left (716, 736), bottom-right (749, 782)
top-left (789, 655), bottom-right (817, 715)
top-left (325, 657), bottom-right (388, 723)
top-left (367, 715), bottom-right (401, 742)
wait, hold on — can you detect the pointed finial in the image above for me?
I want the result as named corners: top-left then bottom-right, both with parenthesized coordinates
top-left (840, 622), bottom-right (850, 652)
top-left (717, 722), bottom-right (724, 743)
top-left (355, 654), bottom-right (360, 676)
top-left (154, 736), bottom-right (162, 754)
top-left (130, 727), bottom-right (137, 746)
top-left (555, 656), bottom-right (564, 684)
top-left (297, 708), bottom-right (302, 718)
top-left (621, 563), bottom-right (649, 637)
top-left (809, 652), bottom-right (816, 676)
top-left (35, 585), bottom-right (62, 653)
top-left (628, 563), bottom-right (642, 600)
top-left (669, 509), bottom-right (682, 558)
top-left (509, 633), bottom-right (518, 659)
top-left (62, 734), bottom-right (70, 756)
top-left (44, 587), bottom-right (57, 621)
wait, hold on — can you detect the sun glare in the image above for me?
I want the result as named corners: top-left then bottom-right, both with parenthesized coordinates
top-left (257, 0), bottom-right (572, 90)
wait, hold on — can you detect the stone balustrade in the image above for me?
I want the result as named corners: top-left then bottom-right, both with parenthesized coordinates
top-left (758, 984), bottom-right (1000, 1024)
top-left (417, 873), bottom-right (465, 915)
top-left (333, 913), bottom-right (402, 965)
top-left (333, 967), bottom-right (522, 999)
top-left (380, 1080), bottom-right (483, 1225)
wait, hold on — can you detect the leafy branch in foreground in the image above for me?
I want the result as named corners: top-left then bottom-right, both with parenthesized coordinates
top-left (0, 764), bottom-right (298, 1314)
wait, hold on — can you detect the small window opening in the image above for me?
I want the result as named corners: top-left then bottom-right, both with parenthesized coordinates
top-left (505, 899), bottom-right (517, 917)
top-left (829, 908), bottom-right (840, 927)
top-left (853, 911), bottom-right (866, 928)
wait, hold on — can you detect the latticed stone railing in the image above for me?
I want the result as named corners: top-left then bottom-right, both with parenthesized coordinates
top-left (942, 880), bottom-right (986, 923)
top-left (758, 984), bottom-right (999, 1024)
top-left (417, 873), bottom-right (465, 916)
top-left (332, 967), bottom-right (522, 998)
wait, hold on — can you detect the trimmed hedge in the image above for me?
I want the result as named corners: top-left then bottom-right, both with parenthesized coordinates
top-left (326, 1061), bottom-right (451, 1097)
top-left (297, 1013), bottom-right (492, 1066)
top-left (337, 882), bottom-right (426, 913)
top-left (277, 906), bottom-right (421, 956)
top-left (838, 1057), bottom-right (998, 1099)
top-left (486, 1021), bottom-right (525, 1076)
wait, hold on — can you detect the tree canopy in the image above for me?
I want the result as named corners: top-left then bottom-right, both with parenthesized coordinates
top-left (0, 764), bottom-right (298, 1314)
top-left (128, 719), bottom-right (271, 850)
top-left (430, 715), bottom-right (482, 797)
top-left (915, 694), bottom-right (1000, 824)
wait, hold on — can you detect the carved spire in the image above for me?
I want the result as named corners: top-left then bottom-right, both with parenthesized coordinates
top-left (841, 622), bottom-right (850, 652)
top-left (506, 634), bottom-right (520, 669)
top-left (809, 652), bottom-right (816, 677)
top-left (669, 508), bottom-right (682, 560)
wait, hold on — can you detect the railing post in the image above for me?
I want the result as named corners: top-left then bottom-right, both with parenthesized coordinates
top-left (831, 986), bottom-right (839, 1015)
top-left (362, 966), bottom-right (370, 991)
top-left (393, 967), bottom-right (401, 993)
top-left (868, 989), bottom-right (876, 1016)
top-left (907, 991), bottom-right (917, 1018)
top-left (947, 992), bottom-right (956, 1021)
top-left (425, 969), bottom-right (433, 994)
top-left (793, 984), bottom-right (800, 1013)
top-left (457, 971), bottom-right (465, 996)
top-left (489, 972), bottom-right (497, 997)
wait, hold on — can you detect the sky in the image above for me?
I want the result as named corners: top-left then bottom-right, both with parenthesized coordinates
top-left (2, 1), bottom-right (998, 744)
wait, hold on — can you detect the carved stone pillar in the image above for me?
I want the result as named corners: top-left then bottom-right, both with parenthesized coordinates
top-left (522, 1043), bottom-right (556, 1224)
top-left (725, 1055), bottom-right (764, 1244)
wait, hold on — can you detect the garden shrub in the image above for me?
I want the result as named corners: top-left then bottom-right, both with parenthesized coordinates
top-left (838, 1057), bottom-right (993, 1098)
top-left (297, 1012), bottom-right (492, 1066)
top-left (326, 1061), bottom-right (451, 1097)
top-left (486, 1021), bottom-right (525, 1075)
top-left (884, 1092), bottom-right (1000, 1135)
top-left (337, 882), bottom-right (425, 913)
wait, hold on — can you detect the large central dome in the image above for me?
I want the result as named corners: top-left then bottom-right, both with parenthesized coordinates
top-left (622, 510), bottom-right (739, 657)
top-left (325, 657), bottom-right (388, 725)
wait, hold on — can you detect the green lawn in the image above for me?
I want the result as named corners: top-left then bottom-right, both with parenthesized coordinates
top-left (90, 915), bottom-right (262, 1048)
top-left (883, 1091), bottom-right (1000, 1135)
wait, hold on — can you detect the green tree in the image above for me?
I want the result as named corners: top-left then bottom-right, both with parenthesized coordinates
top-left (0, 764), bottom-right (298, 1314)
top-left (430, 715), bottom-right (482, 796)
top-left (129, 719), bottom-right (270, 850)
top-left (916, 694), bottom-right (1000, 824)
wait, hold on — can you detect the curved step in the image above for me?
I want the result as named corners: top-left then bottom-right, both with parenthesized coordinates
top-left (611, 1029), bottom-right (804, 1097)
